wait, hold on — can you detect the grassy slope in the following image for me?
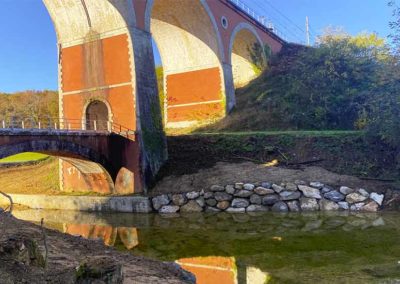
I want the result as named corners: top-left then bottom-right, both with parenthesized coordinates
top-left (0, 152), bottom-right (49, 163)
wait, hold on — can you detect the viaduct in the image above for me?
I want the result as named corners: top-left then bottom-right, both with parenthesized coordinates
top-left (0, 0), bottom-right (285, 194)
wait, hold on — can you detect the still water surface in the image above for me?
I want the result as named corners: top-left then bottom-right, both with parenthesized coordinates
top-left (13, 210), bottom-right (400, 283)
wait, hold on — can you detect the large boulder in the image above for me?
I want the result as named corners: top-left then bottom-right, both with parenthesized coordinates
top-left (250, 194), bottom-right (262, 205)
top-left (214, 192), bottom-right (233, 202)
top-left (346, 193), bottom-right (368, 204)
top-left (234, 190), bottom-right (253, 198)
top-left (231, 198), bottom-right (250, 208)
top-left (254, 187), bottom-right (275, 196)
top-left (298, 185), bottom-right (322, 199)
top-left (279, 191), bottom-right (301, 201)
top-left (338, 202), bottom-right (349, 210)
top-left (350, 202), bottom-right (365, 211)
top-left (287, 200), bottom-right (301, 212)
top-left (370, 192), bottom-right (384, 206)
top-left (362, 201), bottom-right (379, 212)
top-left (159, 205), bottom-right (180, 214)
top-left (180, 200), bottom-right (203, 213)
top-left (217, 201), bottom-right (230, 210)
top-left (310, 182), bottom-right (324, 189)
top-left (205, 198), bottom-right (217, 207)
top-left (262, 194), bottom-right (280, 206)
top-left (226, 207), bottom-right (246, 213)
top-left (172, 194), bottom-right (187, 206)
top-left (319, 199), bottom-right (340, 211)
top-left (204, 192), bottom-right (214, 199)
top-left (285, 183), bottom-right (298, 191)
top-left (225, 185), bottom-right (236, 195)
top-left (324, 191), bottom-right (345, 202)
top-left (358, 189), bottom-right (370, 198)
top-left (300, 198), bottom-right (319, 211)
top-left (246, 205), bottom-right (269, 212)
top-left (339, 186), bottom-right (355, 195)
top-left (243, 184), bottom-right (255, 191)
top-left (271, 202), bottom-right (289, 212)
top-left (186, 191), bottom-right (200, 200)
top-left (272, 184), bottom-right (285, 193)
top-left (152, 195), bottom-right (170, 210)
top-left (195, 197), bottom-right (205, 207)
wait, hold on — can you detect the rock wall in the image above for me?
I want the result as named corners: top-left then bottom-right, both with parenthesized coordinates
top-left (151, 180), bottom-right (386, 214)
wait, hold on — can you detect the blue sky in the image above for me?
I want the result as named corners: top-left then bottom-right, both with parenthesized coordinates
top-left (0, 0), bottom-right (394, 93)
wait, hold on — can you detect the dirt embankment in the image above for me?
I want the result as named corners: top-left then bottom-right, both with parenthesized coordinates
top-left (0, 157), bottom-right (60, 194)
top-left (151, 134), bottom-right (398, 195)
top-left (0, 215), bottom-right (194, 284)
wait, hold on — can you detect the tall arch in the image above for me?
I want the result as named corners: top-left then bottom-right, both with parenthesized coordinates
top-left (145, 0), bottom-right (226, 128)
top-left (229, 23), bottom-right (268, 88)
top-left (43, 0), bottom-right (137, 131)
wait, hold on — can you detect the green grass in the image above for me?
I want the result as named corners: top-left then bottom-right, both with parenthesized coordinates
top-left (0, 152), bottom-right (49, 164)
top-left (188, 130), bottom-right (363, 138)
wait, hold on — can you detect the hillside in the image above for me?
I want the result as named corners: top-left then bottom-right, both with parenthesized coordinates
top-left (198, 33), bottom-right (395, 134)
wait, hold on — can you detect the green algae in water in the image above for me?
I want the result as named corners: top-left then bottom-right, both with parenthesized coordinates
top-left (14, 210), bottom-right (400, 283)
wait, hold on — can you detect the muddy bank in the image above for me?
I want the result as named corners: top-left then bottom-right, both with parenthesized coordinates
top-left (0, 215), bottom-right (194, 284)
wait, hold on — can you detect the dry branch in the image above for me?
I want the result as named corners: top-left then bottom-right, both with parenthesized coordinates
top-left (0, 191), bottom-right (13, 215)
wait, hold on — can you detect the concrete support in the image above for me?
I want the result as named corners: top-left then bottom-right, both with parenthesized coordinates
top-left (129, 27), bottom-right (167, 190)
top-left (222, 63), bottom-right (236, 113)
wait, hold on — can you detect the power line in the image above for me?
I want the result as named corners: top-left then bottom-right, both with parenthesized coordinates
top-left (248, 0), bottom-right (306, 43)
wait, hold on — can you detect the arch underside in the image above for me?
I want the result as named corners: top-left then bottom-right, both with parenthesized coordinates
top-left (0, 140), bottom-right (116, 193)
top-left (150, 0), bottom-right (225, 127)
top-left (231, 27), bottom-right (267, 88)
top-left (43, 0), bottom-right (137, 131)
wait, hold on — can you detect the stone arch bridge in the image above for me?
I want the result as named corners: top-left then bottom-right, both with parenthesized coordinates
top-left (1, 0), bottom-right (285, 194)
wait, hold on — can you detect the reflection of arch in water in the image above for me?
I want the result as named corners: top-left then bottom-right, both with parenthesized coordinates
top-left (63, 224), bottom-right (139, 250)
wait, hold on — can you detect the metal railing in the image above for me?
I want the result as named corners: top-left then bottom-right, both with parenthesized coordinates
top-left (227, 0), bottom-right (288, 42)
top-left (0, 117), bottom-right (135, 140)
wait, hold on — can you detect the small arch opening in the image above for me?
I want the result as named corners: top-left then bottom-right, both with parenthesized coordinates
top-left (85, 100), bottom-right (109, 130)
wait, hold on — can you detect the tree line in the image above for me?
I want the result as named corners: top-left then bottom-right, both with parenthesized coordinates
top-left (0, 90), bottom-right (58, 127)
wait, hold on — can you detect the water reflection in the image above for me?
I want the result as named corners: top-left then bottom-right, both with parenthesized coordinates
top-left (13, 210), bottom-right (400, 283)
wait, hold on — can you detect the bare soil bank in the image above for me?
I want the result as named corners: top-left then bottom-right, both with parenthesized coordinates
top-left (151, 133), bottom-right (398, 195)
top-left (0, 215), bottom-right (193, 284)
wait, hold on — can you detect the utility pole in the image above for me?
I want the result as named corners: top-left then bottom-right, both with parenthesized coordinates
top-left (306, 16), bottom-right (310, 46)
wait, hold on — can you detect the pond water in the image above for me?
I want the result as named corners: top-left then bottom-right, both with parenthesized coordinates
top-left (13, 210), bottom-right (400, 284)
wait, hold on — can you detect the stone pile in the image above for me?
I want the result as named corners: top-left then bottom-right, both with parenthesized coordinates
top-left (151, 181), bottom-right (385, 214)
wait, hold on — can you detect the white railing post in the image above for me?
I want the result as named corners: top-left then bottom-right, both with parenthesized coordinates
top-left (38, 121), bottom-right (41, 129)
top-left (107, 121), bottom-right (111, 132)
top-left (22, 121), bottom-right (25, 129)
top-left (54, 122), bottom-right (57, 130)
top-left (93, 120), bottom-right (97, 131)
top-left (2, 120), bottom-right (5, 129)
